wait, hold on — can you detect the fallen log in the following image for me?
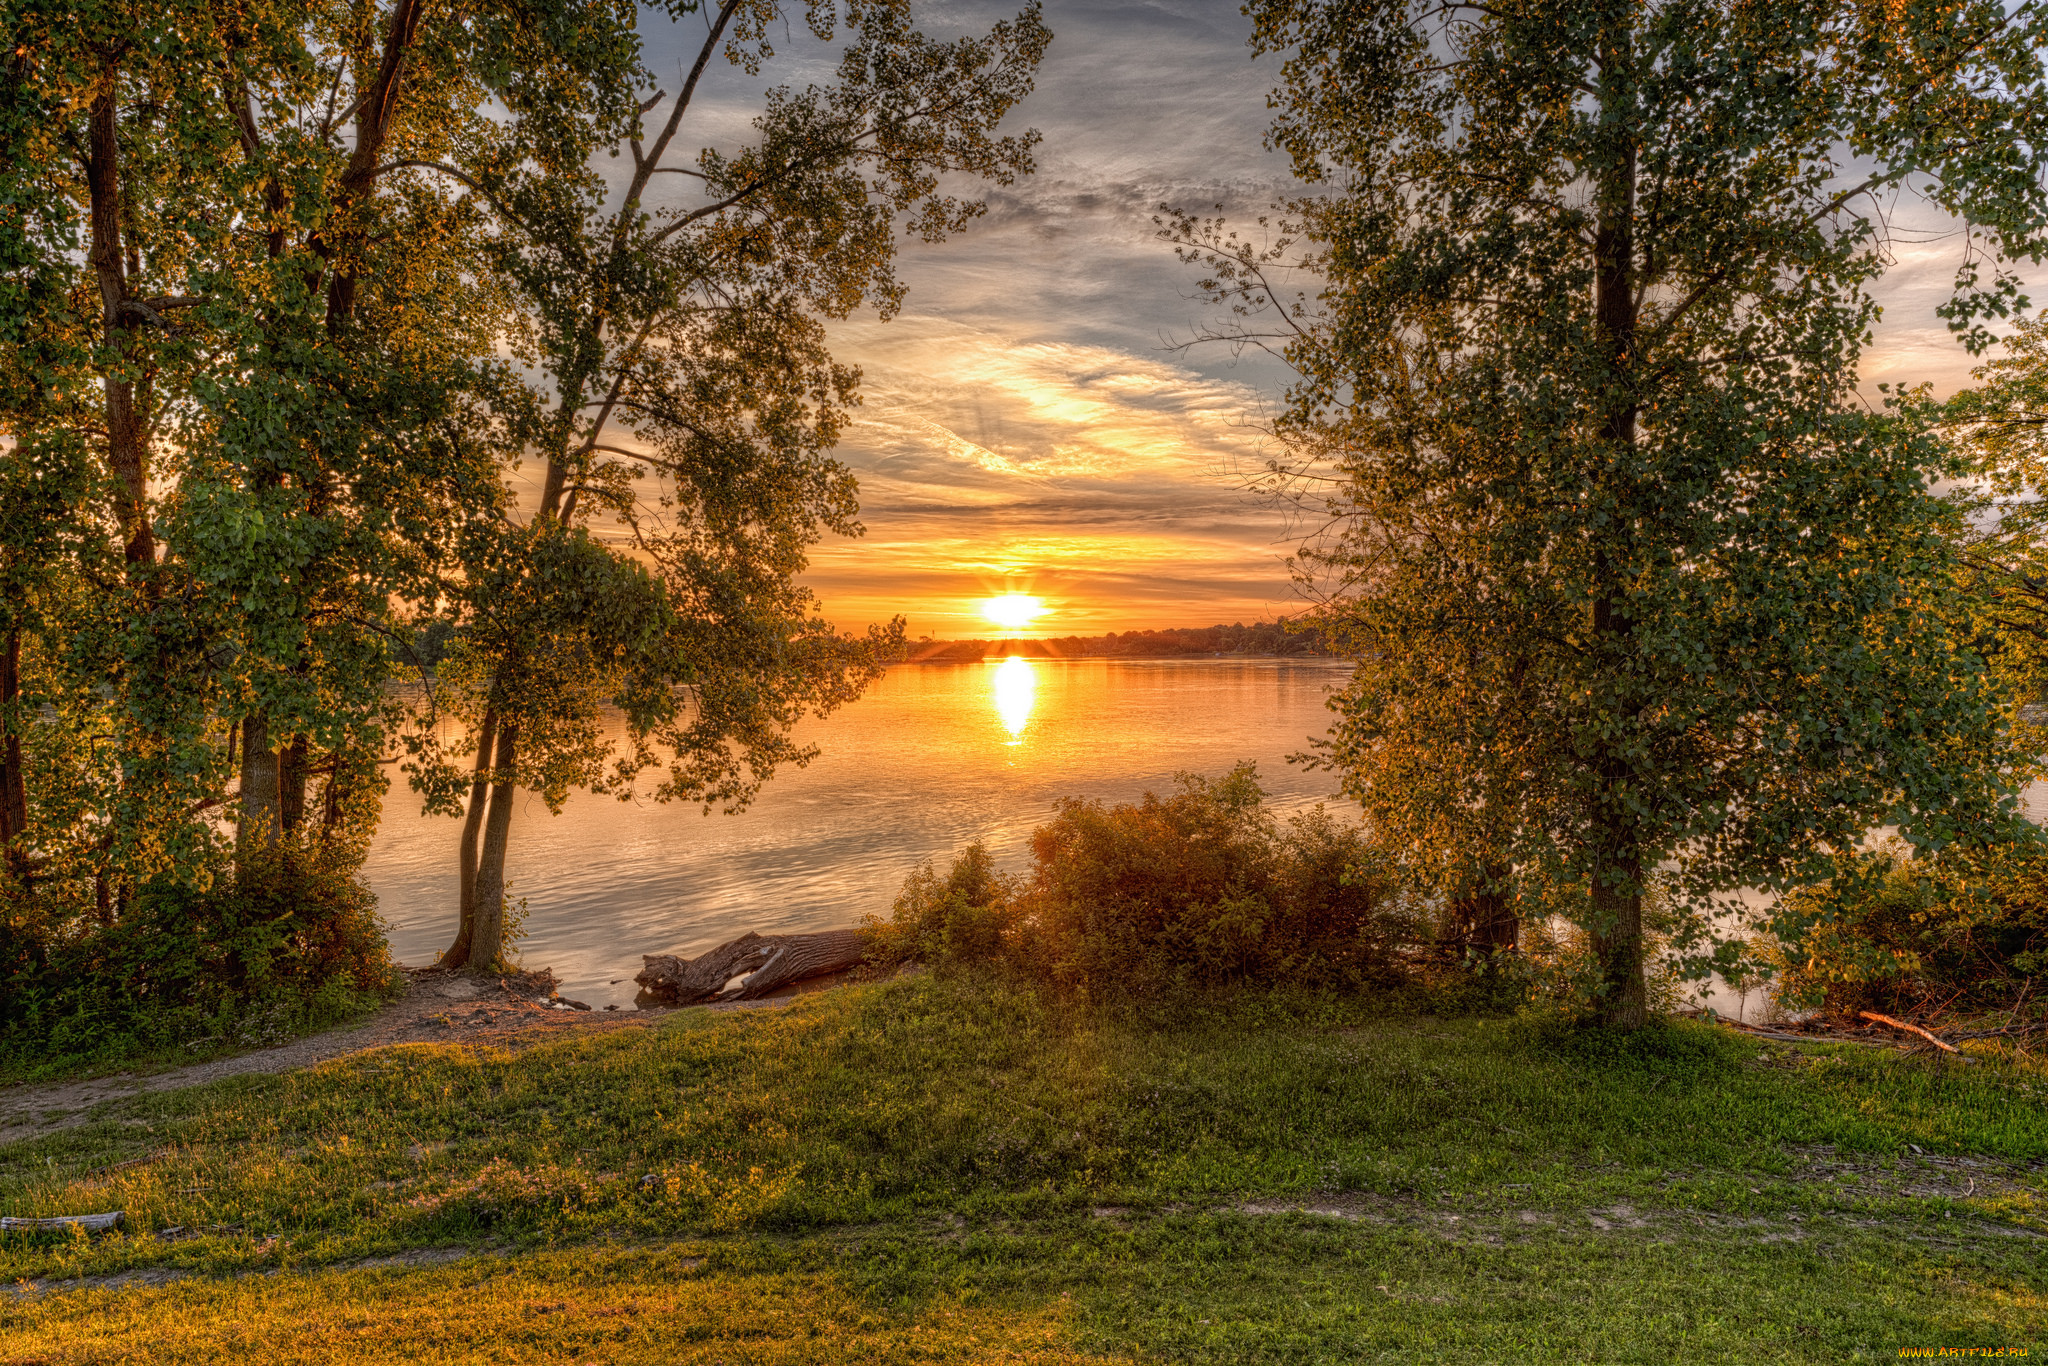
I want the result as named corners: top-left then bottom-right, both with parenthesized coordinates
top-left (2, 1210), bottom-right (123, 1233)
top-left (1704, 1015), bottom-right (1891, 1050)
top-left (636, 929), bottom-right (868, 1005)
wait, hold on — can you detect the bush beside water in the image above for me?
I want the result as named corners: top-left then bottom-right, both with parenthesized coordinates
top-left (872, 764), bottom-right (2048, 1030)
top-left (868, 764), bottom-right (1428, 994)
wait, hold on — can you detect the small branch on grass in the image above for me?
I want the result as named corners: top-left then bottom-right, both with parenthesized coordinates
top-left (2, 1211), bottom-right (122, 1232)
top-left (78, 1150), bottom-right (167, 1180)
top-left (1721, 1024), bottom-right (1832, 1046)
top-left (1708, 1015), bottom-right (1888, 1050)
top-left (1859, 1011), bottom-right (1957, 1053)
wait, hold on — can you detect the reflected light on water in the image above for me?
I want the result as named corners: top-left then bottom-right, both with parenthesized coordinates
top-left (992, 655), bottom-right (1036, 742)
top-left (366, 659), bottom-right (1354, 1007)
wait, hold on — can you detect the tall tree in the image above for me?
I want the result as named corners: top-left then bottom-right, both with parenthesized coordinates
top-left (0, 28), bottom-right (93, 895)
top-left (410, 0), bottom-right (1050, 971)
top-left (5, 0), bottom-right (269, 904)
top-left (1180, 0), bottom-right (2048, 1025)
top-left (187, 0), bottom-right (643, 866)
top-left (0, 0), bottom-right (636, 916)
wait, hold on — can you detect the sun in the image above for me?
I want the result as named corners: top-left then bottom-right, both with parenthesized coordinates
top-left (982, 594), bottom-right (1045, 632)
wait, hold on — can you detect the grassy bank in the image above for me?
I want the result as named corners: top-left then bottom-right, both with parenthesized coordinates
top-left (0, 980), bottom-right (399, 1091)
top-left (2, 975), bottom-right (2044, 1361)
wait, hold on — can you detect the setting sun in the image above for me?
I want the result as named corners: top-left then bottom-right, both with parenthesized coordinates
top-left (981, 594), bottom-right (1046, 631)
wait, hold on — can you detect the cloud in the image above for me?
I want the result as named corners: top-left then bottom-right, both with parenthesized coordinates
top-left (806, 314), bottom-right (1304, 636)
top-left (629, 0), bottom-right (2021, 639)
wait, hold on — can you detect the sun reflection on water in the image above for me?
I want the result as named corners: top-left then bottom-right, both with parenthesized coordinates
top-left (992, 655), bottom-right (1036, 743)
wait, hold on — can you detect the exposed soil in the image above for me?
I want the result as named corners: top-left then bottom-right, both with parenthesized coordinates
top-left (1232, 1186), bottom-right (2046, 1247)
top-left (1777, 1142), bottom-right (2046, 1204)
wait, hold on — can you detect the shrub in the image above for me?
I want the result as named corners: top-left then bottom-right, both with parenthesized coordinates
top-left (1771, 839), bottom-right (2048, 1020)
top-left (870, 764), bottom-right (1426, 994)
top-left (865, 842), bottom-right (1020, 968)
top-left (0, 848), bottom-right (399, 1077)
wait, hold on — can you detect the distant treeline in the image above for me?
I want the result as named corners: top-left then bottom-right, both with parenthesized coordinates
top-left (411, 618), bottom-right (1328, 672)
top-left (901, 621), bottom-right (1328, 663)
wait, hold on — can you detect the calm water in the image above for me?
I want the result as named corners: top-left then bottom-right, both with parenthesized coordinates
top-left (365, 658), bottom-right (1354, 1007)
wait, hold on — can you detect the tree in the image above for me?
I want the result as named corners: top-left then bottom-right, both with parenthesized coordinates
top-left (1177, 0), bottom-right (2048, 1025)
top-left (0, 0), bottom-right (635, 916)
top-left (1946, 311), bottom-right (2048, 755)
top-left (410, 0), bottom-right (1051, 971)
top-left (0, 35), bottom-right (93, 894)
top-left (175, 0), bottom-right (643, 865)
top-left (4, 0), bottom-right (256, 906)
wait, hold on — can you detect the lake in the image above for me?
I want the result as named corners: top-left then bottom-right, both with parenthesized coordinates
top-left (365, 657), bottom-right (1356, 1007)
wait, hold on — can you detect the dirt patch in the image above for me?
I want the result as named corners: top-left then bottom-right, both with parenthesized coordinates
top-left (0, 968), bottom-right (671, 1146)
top-left (0, 1265), bottom-right (193, 1300)
top-left (1236, 1192), bottom-right (1443, 1230)
top-left (1778, 1143), bottom-right (2045, 1203)
top-left (1232, 1187), bottom-right (2043, 1247)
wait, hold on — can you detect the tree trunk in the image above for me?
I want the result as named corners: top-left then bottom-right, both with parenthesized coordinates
top-left (1592, 854), bottom-right (1649, 1029)
top-left (466, 720), bottom-right (518, 974)
top-left (0, 626), bottom-right (27, 884)
top-left (443, 709), bottom-right (497, 968)
top-left (321, 0), bottom-right (424, 331)
top-left (319, 753), bottom-right (349, 838)
top-left (237, 713), bottom-right (281, 855)
top-left (278, 732), bottom-right (310, 832)
top-left (1591, 19), bottom-right (1648, 1028)
top-left (86, 72), bottom-right (154, 568)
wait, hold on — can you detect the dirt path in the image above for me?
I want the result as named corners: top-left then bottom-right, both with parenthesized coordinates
top-left (0, 969), bottom-right (664, 1146)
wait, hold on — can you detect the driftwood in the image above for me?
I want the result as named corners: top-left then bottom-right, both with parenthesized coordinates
top-left (1860, 1011), bottom-right (1958, 1053)
top-left (2, 1210), bottom-right (123, 1233)
top-left (1709, 1016), bottom-right (1910, 1052)
top-left (636, 929), bottom-right (867, 1005)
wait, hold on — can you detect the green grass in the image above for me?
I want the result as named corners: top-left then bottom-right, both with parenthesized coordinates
top-left (0, 973), bottom-right (399, 1088)
top-left (2, 974), bottom-right (2044, 1361)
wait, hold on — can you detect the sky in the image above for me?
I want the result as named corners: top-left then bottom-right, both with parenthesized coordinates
top-left (632, 0), bottom-right (2011, 641)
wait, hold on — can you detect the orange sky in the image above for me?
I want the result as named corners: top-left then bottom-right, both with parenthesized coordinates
top-left (798, 317), bottom-right (1303, 639)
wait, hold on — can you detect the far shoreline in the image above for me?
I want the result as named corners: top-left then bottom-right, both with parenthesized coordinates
top-left (892, 649), bottom-right (1340, 664)
top-left (897, 622), bottom-right (1333, 665)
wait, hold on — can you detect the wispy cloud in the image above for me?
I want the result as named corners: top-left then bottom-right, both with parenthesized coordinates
top-left (809, 314), bottom-right (1302, 635)
top-left (633, 0), bottom-right (2015, 639)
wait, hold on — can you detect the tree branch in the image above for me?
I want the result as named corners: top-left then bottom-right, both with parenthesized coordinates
top-left (367, 159), bottom-right (536, 235)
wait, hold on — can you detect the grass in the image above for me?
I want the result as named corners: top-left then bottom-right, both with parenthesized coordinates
top-left (0, 974), bottom-right (399, 1089)
top-left (1, 973), bottom-right (2044, 1361)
